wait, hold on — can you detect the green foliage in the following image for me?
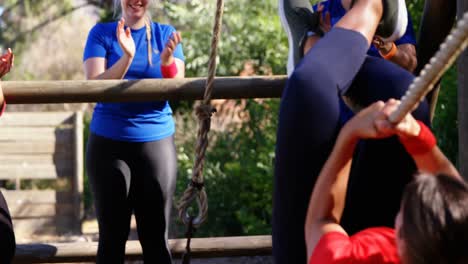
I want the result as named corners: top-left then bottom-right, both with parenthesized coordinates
top-left (0, 0), bottom-right (461, 239)
top-left (165, 0), bottom-right (285, 237)
top-left (0, 0), bottom-right (73, 50)
top-left (433, 66), bottom-right (458, 164)
top-left (161, 0), bottom-right (288, 77)
top-left (175, 99), bottom-right (279, 237)
top-left (407, 0), bottom-right (425, 34)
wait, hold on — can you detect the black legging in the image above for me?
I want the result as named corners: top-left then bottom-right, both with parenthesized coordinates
top-left (272, 28), bottom-right (430, 264)
top-left (86, 133), bottom-right (177, 264)
top-left (0, 190), bottom-right (15, 264)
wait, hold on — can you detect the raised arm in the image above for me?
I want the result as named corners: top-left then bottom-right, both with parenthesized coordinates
top-left (84, 18), bottom-right (135, 80)
top-left (305, 99), bottom-right (462, 260)
top-left (376, 100), bottom-right (461, 179)
top-left (305, 101), bottom-right (387, 259)
top-left (160, 31), bottom-right (185, 79)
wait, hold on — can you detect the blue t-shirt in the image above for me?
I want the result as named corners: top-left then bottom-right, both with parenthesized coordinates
top-left (312, 0), bottom-right (416, 124)
top-left (83, 21), bottom-right (185, 142)
top-left (313, 0), bottom-right (417, 57)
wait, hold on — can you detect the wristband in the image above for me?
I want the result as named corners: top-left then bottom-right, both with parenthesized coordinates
top-left (379, 42), bottom-right (397, 60)
top-left (161, 61), bottom-right (178, 78)
top-left (399, 121), bottom-right (437, 155)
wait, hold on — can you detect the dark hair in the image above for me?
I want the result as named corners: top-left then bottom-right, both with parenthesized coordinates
top-left (400, 173), bottom-right (468, 264)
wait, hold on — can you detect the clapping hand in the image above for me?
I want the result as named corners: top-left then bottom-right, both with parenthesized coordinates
top-left (0, 48), bottom-right (14, 79)
top-left (160, 32), bottom-right (182, 65)
top-left (116, 18), bottom-right (136, 58)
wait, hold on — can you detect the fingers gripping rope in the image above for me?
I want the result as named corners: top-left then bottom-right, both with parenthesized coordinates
top-left (177, 0), bottom-right (224, 233)
top-left (390, 11), bottom-right (468, 123)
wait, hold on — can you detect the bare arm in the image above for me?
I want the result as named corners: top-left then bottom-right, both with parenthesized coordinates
top-left (304, 99), bottom-right (461, 261)
top-left (84, 18), bottom-right (135, 80)
top-left (304, 126), bottom-right (355, 259)
top-left (305, 102), bottom-right (386, 260)
top-left (376, 42), bottom-right (417, 72)
top-left (375, 100), bottom-right (461, 179)
top-left (84, 55), bottom-right (133, 80)
top-left (173, 58), bottom-right (185, 78)
top-left (161, 31), bottom-right (185, 78)
top-left (412, 146), bottom-right (461, 179)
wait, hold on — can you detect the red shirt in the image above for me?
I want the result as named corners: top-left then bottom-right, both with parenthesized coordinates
top-left (309, 227), bottom-right (401, 264)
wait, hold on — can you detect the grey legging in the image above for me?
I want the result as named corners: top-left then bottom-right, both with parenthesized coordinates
top-left (86, 133), bottom-right (177, 264)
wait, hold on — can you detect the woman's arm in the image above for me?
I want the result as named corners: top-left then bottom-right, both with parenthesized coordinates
top-left (84, 55), bottom-right (133, 80)
top-left (84, 18), bottom-right (135, 80)
top-left (160, 31), bottom-right (185, 78)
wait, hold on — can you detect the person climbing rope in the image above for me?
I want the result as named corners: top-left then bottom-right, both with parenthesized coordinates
top-left (83, 0), bottom-right (184, 262)
top-left (0, 48), bottom-right (16, 264)
top-left (273, 0), bottom-right (432, 263)
top-left (306, 98), bottom-right (468, 264)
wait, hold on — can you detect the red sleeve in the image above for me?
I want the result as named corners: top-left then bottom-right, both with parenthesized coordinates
top-left (309, 228), bottom-right (401, 264)
top-left (309, 232), bottom-right (354, 264)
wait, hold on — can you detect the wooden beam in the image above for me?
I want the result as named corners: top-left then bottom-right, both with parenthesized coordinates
top-left (459, 0), bottom-right (468, 179)
top-left (2, 76), bottom-right (286, 104)
top-left (14, 235), bottom-right (272, 263)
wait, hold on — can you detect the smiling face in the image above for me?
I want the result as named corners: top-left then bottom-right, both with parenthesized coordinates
top-left (120, 0), bottom-right (150, 23)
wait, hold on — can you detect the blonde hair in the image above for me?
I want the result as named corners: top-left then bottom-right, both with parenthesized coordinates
top-left (113, 0), bottom-right (154, 66)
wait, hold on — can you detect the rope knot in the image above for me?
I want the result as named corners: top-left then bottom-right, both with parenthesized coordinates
top-left (191, 180), bottom-right (205, 191)
top-left (196, 104), bottom-right (216, 121)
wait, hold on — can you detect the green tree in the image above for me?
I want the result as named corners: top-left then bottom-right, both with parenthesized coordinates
top-left (162, 0), bottom-right (288, 77)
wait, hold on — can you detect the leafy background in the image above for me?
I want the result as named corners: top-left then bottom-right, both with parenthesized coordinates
top-left (0, 0), bottom-right (460, 238)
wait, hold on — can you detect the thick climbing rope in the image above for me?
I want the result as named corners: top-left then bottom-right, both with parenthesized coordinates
top-left (178, 0), bottom-right (224, 252)
top-left (390, 11), bottom-right (468, 123)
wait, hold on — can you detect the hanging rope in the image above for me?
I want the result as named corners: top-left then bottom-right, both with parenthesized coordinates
top-left (178, 0), bottom-right (225, 231)
top-left (390, 11), bottom-right (468, 123)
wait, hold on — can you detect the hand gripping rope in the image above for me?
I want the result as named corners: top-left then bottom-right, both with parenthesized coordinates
top-left (390, 11), bottom-right (468, 123)
top-left (177, 0), bottom-right (224, 263)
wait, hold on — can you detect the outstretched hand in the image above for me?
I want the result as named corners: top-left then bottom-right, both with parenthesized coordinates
top-left (345, 99), bottom-right (420, 140)
top-left (0, 48), bottom-right (14, 78)
top-left (160, 32), bottom-right (182, 65)
top-left (116, 18), bottom-right (136, 58)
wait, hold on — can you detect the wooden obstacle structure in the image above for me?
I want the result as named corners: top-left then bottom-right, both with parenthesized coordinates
top-left (14, 236), bottom-right (272, 263)
top-left (0, 112), bottom-right (83, 239)
top-left (3, 7), bottom-right (468, 259)
top-left (2, 77), bottom-right (286, 104)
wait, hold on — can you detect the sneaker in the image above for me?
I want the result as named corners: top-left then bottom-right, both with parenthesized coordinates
top-left (278, 0), bottom-right (320, 76)
top-left (375, 0), bottom-right (408, 42)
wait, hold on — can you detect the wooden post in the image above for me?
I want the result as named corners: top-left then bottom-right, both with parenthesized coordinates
top-left (73, 112), bottom-right (84, 227)
top-left (458, 2), bottom-right (468, 179)
top-left (2, 77), bottom-right (286, 104)
top-left (15, 236), bottom-right (272, 263)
